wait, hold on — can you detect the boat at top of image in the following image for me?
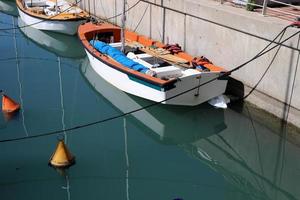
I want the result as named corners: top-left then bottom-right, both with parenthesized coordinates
top-left (81, 58), bottom-right (227, 144)
top-left (78, 20), bottom-right (229, 106)
top-left (16, 0), bottom-right (89, 35)
top-left (0, 0), bottom-right (18, 16)
top-left (18, 16), bottom-right (85, 58)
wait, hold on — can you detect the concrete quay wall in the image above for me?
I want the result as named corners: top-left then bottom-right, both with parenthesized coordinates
top-left (79, 0), bottom-right (300, 127)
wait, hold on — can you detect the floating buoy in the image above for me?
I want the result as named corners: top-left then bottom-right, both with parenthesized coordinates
top-left (49, 139), bottom-right (75, 168)
top-left (1, 91), bottom-right (20, 113)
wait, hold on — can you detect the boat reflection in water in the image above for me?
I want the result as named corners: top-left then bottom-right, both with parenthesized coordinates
top-left (80, 58), bottom-right (227, 145)
top-left (18, 17), bottom-right (85, 59)
top-left (81, 58), bottom-right (300, 200)
top-left (0, 0), bottom-right (18, 16)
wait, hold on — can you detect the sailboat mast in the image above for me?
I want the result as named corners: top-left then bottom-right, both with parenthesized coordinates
top-left (55, 0), bottom-right (58, 13)
top-left (121, 0), bottom-right (126, 53)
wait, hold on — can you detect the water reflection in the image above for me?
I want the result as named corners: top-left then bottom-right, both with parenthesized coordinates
top-left (81, 58), bottom-right (300, 200)
top-left (18, 17), bottom-right (85, 58)
top-left (188, 108), bottom-right (300, 200)
top-left (0, 3), bottom-right (300, 199)
top-left (0, 0), bottom-right (18, 17)
top-left (0, 0), bottom-right (85, 59)
top-left (0, 12), bottom-right (86, 139)
top-left (81, 58), bottom-right (228, 199)
top-left (81, 58), bottom-right (227, 144)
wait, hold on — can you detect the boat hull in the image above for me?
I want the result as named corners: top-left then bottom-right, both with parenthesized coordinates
top-left (86, 50), bottom-right (228, 106)
top-left (17, 7), bottom-right (85, 35)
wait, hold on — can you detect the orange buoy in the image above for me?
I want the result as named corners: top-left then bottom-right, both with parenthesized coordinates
top-left (1, 91), bottom-right (20, 113)
top-left (49, 140), bottom-right (75, 168)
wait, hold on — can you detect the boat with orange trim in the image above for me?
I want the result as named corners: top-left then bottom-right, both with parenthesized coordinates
top-left (16, 0), bottom-right (89, 35)
top-left (78, 20), bottom-right (229, 106)
top-left (81, 58), bottom-right (227, 141)
top-left (78, 4), bottom-right (228, 106)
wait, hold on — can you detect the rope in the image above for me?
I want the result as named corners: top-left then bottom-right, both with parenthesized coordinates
top-left (0, 25), bottom-right (298, 143)
top-left (106, 0), bottom-right (140, 21)
top-left (0, 56), bottom-right (79, 70)
top-left (285, 33), bottom-right (300, 122)
top-left (88, 0), bottom-right (141, 23)
top-left (229, 26), bottom-right (294, 74)
top-left (133, 3), bottom-right (149, 32)
top-left (0, 0), bottom-right (86, 32)
top-left (0, 34), bottom-right (21, 37)
top-left (139, 0), bottom-right (300, 52)
top-left (241, 26), bottom-right (287, 100)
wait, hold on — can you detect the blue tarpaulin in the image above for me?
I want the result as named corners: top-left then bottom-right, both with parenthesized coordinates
top-left (90, 40), bottom-right (148, 73)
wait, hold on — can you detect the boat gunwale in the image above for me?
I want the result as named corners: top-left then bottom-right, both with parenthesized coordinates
top-left (16, 0), bottom-right (88, 22)
top-left (78, 23), bottom-right (178, 88)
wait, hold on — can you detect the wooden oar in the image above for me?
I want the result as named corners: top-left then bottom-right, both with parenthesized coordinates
top-left (140, 47), bottom-right (193, 68)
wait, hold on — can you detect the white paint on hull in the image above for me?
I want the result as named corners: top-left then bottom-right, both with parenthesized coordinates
top-left (81, 59), bottom-right (165, 137)
top-left (86, 50), bottom-right (228, 106)
top-left (17, 7), bottom-right (84, 35)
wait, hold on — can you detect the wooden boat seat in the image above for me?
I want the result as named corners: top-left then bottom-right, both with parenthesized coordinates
top-left (152, 66), bottom-right (183, 79)
top-left (127, 52), bottom-right (182, 79)
top-left (27, 6), bottom-right (44, 14)
top-left (140, 47), bottom-right (193, 69)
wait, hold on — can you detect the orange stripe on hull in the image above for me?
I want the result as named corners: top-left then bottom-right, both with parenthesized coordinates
top-left (204, 64), bottom-right (226, 72)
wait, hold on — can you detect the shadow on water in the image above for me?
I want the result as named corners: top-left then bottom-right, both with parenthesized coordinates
top-left (0, 0), bottom-right (18, 17)
top-left (17, 17), bottom-right (86, 59)
top-left (80, 58), bottom-right (300, 200)
top-left (0, 110), bottom-right (20, 129)
top-left (80, 57), bottom-right (227, 145)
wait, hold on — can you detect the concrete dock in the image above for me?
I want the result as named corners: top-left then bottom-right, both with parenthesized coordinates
top-left (79, 0), bottom-right (300, 128)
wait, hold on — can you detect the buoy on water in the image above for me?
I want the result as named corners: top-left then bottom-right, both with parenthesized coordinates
top-left (49, 139), bottom-right (75, 168)
top-left (1, 90), bottom-right (20, 113)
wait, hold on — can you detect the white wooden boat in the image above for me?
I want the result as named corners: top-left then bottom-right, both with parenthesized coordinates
top-left (16, 0), bottom-right (89, 35)
top-left (78, 21), bottom-right (228, 106)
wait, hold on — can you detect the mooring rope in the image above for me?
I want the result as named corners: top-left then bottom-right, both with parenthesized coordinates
top-left (0, 25), bottom-right (299, 143)
top-left (285, 33), bottom-right (300, 122)
top-left (239, 25), bottom-right (288, 100)
top-left (85, 0), bottom-right (141, 26)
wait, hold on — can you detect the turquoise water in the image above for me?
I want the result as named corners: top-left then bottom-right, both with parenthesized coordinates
top-left (1, 3), bottom-right (300, 199)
